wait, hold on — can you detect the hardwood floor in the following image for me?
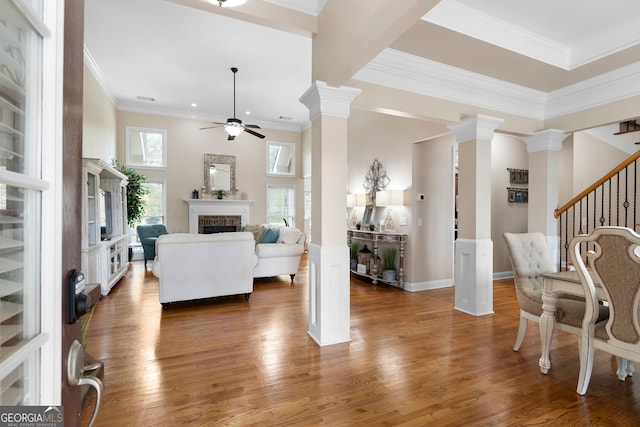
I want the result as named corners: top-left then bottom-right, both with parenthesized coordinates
top-left (82, 255), bottom-right (640, 426)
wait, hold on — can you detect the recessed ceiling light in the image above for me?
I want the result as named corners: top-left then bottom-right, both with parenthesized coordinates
top-left (191, 103), bottom-right (197, 108)
top-left (279, 115), bottom-right (292, 121)
top-left (245, 111), bottom-right (251, 115)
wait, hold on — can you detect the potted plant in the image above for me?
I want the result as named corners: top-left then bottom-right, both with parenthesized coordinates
top-left (112, 160), bottom-right (150, 227)
top-left (350, 242), bottom-right (360, 270)
top-left (382, 247), bottom-right (397, 281)
top-left (369, 223), bottom-right (376, 231)
top-left (215, 188), bottom-right (227, 199)
top-left (356, 221), bottom-right (361, 230)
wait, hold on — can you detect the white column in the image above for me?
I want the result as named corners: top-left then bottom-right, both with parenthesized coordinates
top-left (520, 129), bottom-right (567, 269)
top-left (448, 115), bottom-right (503, 316)
top-left (300, 81), bottom-right (361, 346)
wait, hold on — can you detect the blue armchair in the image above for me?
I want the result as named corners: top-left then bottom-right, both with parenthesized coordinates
top-left (136, 224), bottom-right (168, 267)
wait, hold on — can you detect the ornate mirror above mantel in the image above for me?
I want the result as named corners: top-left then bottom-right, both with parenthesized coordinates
top-left (203, 154), bottom-right (236, 195)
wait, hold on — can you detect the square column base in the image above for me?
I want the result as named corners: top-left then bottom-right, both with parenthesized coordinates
top-left (307, 243), bottom-right (351, 346)
top-left (454, 238), bottom-right (494, 316)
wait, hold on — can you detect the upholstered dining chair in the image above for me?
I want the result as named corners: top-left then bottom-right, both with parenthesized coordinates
top-left (570, 226), bottom-right (640, 395)
top-left (136, 224), bottom-right (168, 268)
top-left (503, 232), bottom-right (608, 352)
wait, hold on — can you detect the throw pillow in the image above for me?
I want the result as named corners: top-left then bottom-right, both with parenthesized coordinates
top-left (244, 225), bottom-right (267, 244)
top-left (260, 228), bottom-right (279, 243)
top-left (278, 227), bottom-right (302, 245)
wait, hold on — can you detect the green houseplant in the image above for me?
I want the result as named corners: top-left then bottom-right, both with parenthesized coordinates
top-left (350, 242), bottom-right (360, 270)
top-left (382, 247), bottom-right (397, 281)
top-left (215, 188), bottom-right (227, 199)
top-left (113, 160), bottom-right (150, 227)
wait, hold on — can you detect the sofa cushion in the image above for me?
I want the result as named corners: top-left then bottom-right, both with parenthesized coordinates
top-left (278, 227), bottom-right (303, 245)
top-left (244, 225), bottom-right (267, 244)
top-left (256, 242), bottom-right (304, 258)
top-left (260, 227), bottom-right (279, 243)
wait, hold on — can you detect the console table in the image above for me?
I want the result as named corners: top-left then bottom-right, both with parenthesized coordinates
top-left (347, 229), bottom-right (407, 288)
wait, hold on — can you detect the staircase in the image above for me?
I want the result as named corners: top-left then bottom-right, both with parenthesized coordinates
top-left (555, 150), bottom-right (640, 270)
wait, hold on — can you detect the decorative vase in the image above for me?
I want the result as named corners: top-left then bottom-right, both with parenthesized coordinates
top-left (382, 269), bottom-right (397, 281)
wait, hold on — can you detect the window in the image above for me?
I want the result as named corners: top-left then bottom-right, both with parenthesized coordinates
top-left (0, 0), bottom-right (59, 404)
top-left (126, 126), bottom-right (167, 168)
top-left (129, 180), bottom-right (166, 246)
top-left (266, 141), bottom-right (295, 176)
top-left (267, 184), bottom-right (295, 225)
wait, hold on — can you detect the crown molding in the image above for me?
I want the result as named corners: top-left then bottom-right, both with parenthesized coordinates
top-left (545, 61), bottom-right (640, 119)
top-left (423, 0), bottom-right (640, 70)
top-left (353, 48), bottom-right (547, 120)
top-left (116, 102), bottom-right (305, 133)
top-left (355, 48), bottom-right (640, 123)
top-left (423, 0), bottom-right (570, 69)
top-left (83, 46), bottom-right (117, 106)
top-left (262, 0), bottom-right (326, 16)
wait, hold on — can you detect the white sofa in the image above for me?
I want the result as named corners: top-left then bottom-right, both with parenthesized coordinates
top-left (246, 224), bottom-right (306, 280)
top-left (152, 232), bottom-right (258, 309)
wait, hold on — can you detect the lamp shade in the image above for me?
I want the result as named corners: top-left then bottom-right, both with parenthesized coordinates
top-left (347, 193), bottom-right (367, 207)
top-left (376, 190), bottom-right (404, 206)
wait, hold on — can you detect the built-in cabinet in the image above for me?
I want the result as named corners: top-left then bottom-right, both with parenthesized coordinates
top-left (82, 159), bottom-right (128, 296)
top-left (347, 229), bottom-right (407, 288)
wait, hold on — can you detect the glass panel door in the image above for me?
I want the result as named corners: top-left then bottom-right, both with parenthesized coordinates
top-left (0, 0), bottom-right (51, 404)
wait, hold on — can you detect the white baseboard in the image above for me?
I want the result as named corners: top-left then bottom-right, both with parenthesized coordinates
top-left (404, 278), bottom-right (454, 292)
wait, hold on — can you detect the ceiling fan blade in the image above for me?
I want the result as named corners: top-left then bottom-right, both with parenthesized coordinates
top-left (200, 121), bottom-right (226, 130)
top-left (244, 127), bottom-right (265, 139)
top-left (245, 124), bottom-right (261, 129)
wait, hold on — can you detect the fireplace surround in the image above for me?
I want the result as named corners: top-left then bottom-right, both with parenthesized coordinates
top-left (184, 199), bottom-right (254, 234)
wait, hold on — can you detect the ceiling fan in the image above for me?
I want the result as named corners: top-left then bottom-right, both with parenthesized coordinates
top-left (200, 67), bottom-right (265, 141)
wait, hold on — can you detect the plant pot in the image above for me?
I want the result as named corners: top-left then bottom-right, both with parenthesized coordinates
top-left (382, 269), bottom-right (397, 281)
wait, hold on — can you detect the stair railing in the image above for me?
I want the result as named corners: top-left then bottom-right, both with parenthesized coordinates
top-left (554, 150), bottom-right (640, 270)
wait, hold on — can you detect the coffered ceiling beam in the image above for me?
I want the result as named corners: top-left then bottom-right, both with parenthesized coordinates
top-left (312, 0), bottom-right (439, 87)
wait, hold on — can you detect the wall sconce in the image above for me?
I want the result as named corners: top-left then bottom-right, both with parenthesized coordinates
top-left (375, 190), bottom-right (405, 206)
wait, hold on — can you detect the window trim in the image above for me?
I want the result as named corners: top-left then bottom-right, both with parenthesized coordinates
top-left (266, 183), bottom-right (295, 225)
top-left (125, 126), bottom-right (168, 169)
top-left (266, 141), bottom-right (296, 177)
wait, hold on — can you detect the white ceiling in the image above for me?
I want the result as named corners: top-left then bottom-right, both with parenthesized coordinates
top-left (84, 0), bottom-right (314, 131)
top-left (84, 0), bottom-right (640, 147)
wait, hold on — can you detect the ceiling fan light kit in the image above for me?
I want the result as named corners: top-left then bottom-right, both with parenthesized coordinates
top-left (224, 119), bottom-right (244, 137)
top-left (200, 67), bottom-right (265, 141)
top-left (214, 0), bottom-right (248, 7)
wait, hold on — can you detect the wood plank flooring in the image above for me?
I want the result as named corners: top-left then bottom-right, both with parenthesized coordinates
top-left (82, 255), bottom-right (640, 426)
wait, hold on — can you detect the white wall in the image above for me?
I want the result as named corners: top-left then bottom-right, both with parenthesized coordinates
top-left (82, 65), bottom-right (117, 161)
top-left (491, 134), bottom-right (529, 274)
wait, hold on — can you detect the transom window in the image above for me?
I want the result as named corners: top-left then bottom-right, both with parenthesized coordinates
top-left (126, 126), bottom-right (167, 168)
top-left (266, 141), bottom-right (295, 176)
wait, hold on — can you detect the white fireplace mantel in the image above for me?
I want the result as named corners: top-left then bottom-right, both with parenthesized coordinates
top-left (184, 199), bottom-right (254, 233)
